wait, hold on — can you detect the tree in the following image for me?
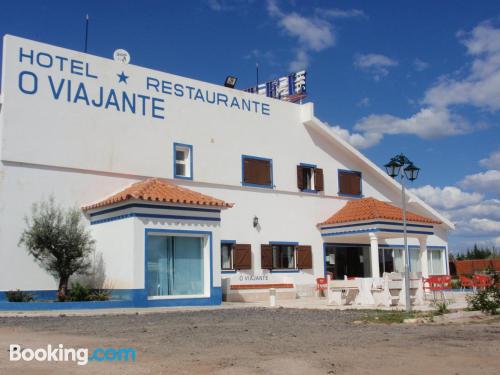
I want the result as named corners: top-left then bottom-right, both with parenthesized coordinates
top-left (19, 198), bottom-right (95, 301)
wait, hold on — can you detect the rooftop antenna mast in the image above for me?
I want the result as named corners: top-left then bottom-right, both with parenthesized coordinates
top-left (84, 14), bottom-right (89, 53)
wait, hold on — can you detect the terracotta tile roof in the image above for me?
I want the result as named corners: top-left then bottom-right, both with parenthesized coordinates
top-left (82, 178), bottom-right (233, 211)
top-left (319, 197), bottom-right (442, 226)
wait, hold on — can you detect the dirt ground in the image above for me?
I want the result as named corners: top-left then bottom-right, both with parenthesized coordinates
top-left (0, 308), bottom-right (499, 374)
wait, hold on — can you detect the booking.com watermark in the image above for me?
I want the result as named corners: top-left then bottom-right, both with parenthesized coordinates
top-left (9, 344), bottom-right (136, 365)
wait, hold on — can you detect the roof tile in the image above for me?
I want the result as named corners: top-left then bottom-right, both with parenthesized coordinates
top-left (82, 178), bottom-right (233, 211)
top-left (319, 197), bottom-right (441, 226)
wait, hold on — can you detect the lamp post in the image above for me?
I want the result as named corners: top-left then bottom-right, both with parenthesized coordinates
top-left (384, 154), bottom-right (420, 312)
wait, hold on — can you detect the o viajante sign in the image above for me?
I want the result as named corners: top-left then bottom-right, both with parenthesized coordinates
top-left (4, 35), bottom-right (271, 121)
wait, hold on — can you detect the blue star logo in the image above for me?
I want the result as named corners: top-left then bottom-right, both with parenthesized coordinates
top-left (117, 71), bottom-right (129, 84)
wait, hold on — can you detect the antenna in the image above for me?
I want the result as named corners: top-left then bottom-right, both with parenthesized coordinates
top-left (84, 14), bottom-right (89, 53)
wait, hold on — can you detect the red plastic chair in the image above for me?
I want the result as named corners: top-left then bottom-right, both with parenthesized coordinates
top-left (473, 274), bottom-right (494, 289)
top-left (459, 276), bottom-right (474, 291)
top-left (423, 275), bottom-right (452, 301)
top-left (316, 277), bottom-right (328, 293)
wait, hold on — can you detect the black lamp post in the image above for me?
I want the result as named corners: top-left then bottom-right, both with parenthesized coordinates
top-left (384, 153), bottom-right (420, 312)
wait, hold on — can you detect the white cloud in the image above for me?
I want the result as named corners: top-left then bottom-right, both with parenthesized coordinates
top-left (444, 199), bottom-right (500, 221)
top-left (357, 97), bottom-right (371, 107)
top-left (329, 124), bottom-right (382, 149)
top-left (318, 8), bottom-right (366, 19)
top-left (353, 53), bottom-right (398, 80)
top-left (479, 150), bottom-right (500, 170)
top-left (424, 21), bottom-right (500, 111)
top-left (413, 58), bottom-right (429, 71)
top-left (409, 185), bottom-right (483, 210)
top-left (455, 218), bottom-right (500, 235)
top-left (459, 169), bottom-right (500, 194)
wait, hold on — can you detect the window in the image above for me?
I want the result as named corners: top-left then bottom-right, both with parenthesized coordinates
top-left (297, 164), bottom-right (324, 192)
top-left (146, 235), bottom-right (204, 297)
top-left (174, 143), bottom-right (192, 179)
top-left (338, 170), bottom-right (362, 196)
top-left (242, 155), bottom-right (273, 188)
top-left (378, 248), bottom-right (422, 275)
top-left (221, 242), bottom-right (251, 271)
top-left (428, 249), bottom-right (444, 275)
top-left (261, 244), bottom-right (312, 270)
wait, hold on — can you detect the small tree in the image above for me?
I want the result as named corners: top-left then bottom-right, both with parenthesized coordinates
top-left (19, 198), bottom-right (95, 301)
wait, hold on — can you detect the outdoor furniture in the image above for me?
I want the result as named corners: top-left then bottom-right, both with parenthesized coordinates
top-left (315, 277), bottom-right (328, 296)
top-left (459, 275), bottom-right (474, 291)
top-left (373, 272), bottom-right (403, 307)
top-left (423, 275), bottom-right (452, 301)
top-left (327, 279), bottom-right (360, 306)
top-left (472, 274), bottom-right (494, 289)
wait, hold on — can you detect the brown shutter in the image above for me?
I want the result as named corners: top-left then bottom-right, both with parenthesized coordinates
top-left (261, 244), bottom-right (273, 269)
top-left (297, 245), bottom-right (312, 269)
top-left (297, 165), bottom-right (304, 190)
top-left (351, 173), bottom-right (361, 195)
top-left (314, 168), bottom-right (324, 191)
top-left (244, 158), bottom-right (271, 186)
top-left (233, 244), bottom-right (252, 269)
top-left (339, 171), bottom-right (361, 195)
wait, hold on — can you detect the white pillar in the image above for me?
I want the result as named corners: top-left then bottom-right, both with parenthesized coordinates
top-left (419, 237), bottom-right (429, 278)
top-left (369, 233), bottom-right (380, 278)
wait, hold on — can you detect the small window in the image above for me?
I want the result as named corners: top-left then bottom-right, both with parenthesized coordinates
top-left (174, 143), bottom-right (192, 179)
top-left (261, 244), bottom-right (312, 270)
top-left (297, 164), bottom-right (324, 192)
top-left (221, 242), bottom-right (252, 271)
top-left (272, 244), bottom-right (296, 269)
top-left (242, 155), bottom-right (272, 188)
top-left (338, 170), bottom-right (361, 196)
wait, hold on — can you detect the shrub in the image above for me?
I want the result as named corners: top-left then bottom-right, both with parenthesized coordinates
top-left (6, 290), bottom-right (34, 302)
top-left (432, 300), bottom-right (449, 315)
top-left (466, 286), bottom-right (500, 315)
top-left (67, 282), bottom-right (110, 302)
top-left (451, 278), bottom-right (461, 289)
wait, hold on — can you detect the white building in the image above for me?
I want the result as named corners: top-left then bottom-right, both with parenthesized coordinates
top-left (0, 35), bottom-right (453, 307)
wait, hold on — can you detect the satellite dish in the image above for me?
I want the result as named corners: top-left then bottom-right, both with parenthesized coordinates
top-left (113, 49), bottom-right (130, 64)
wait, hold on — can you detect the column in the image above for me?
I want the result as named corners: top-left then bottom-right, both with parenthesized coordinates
top-left (369, 233), bottom-right (380, 278)
top-left (419, 237), bottom-right (429, 278)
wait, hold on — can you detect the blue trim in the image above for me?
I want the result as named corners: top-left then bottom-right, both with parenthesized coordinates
top-left (91, 213), bottom-right (220, 225)
top-left (270, 270), bottom-right (300, 273)
top-left (338, 169), bottom-right (363, 197)
top-left (144, 228), bottom-right (216, 306)
top-left (220, 240), bottom-right (236, 272)
top-left (221, 240), bottom-right (236, 244)
top-left (269, 241), bottom-right (299, 245)
top-left (90, 203), bottom-right (220, 217)
top-left (321, 228), bottom-right (434, 237)
top-left (321, 221), bottom-right (434, 231)
top-left (323, 243), bottom-right (327, 277)
top-left (241, 154), bottom-right (274, 189)
top-left (299, 163), bottom-right (318, 193)
top-left (173, 142), bottom-right (194, 180)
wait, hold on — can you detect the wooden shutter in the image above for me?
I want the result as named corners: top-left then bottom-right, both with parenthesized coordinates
top-left (314, 168), bottom-right (324, 191)
top-left (244, 158), bottom-right (271, 186)
top-left (339, 171), bottom-right (361, 195)
top-left (261, 244), bottom-right (273, 269)
top-left (233, 244), bottom-right (252, 269)
top-left (296, 245), bottom-right (312, 269)
top-left (297, 165), bottom-right (304, 190)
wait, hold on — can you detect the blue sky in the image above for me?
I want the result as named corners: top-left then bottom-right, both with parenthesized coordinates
top-left (1, 0), bottom-right (499, 252)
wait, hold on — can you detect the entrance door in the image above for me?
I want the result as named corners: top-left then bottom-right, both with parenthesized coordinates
top-left (325, 245), bottom-right (371, 279)
top-left (146, 235), bottom-right (204, 297)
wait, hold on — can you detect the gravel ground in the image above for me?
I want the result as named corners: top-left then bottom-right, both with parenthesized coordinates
top-left (0, 308), bottom-right (499, 374)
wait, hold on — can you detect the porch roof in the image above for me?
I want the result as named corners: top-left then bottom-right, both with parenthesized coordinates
top-left (319, 197), bottom-right (442, 226)
top-left (82, 178), bottom-right (233, 211)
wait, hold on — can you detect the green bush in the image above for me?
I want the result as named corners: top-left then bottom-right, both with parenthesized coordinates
top-left (68, 282), bottom-right (110, 302)
top-left (466, 286), bottom-right (500, 315)
top-left (451, 278), bottom-right (461, 289)
top-left (6, 290), bottom-right (34, 302)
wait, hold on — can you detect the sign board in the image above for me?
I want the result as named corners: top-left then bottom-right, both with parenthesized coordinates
top-left (245, 70), bottom-right (307, 103)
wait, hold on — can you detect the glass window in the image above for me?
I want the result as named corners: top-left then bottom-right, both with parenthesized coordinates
top-left (302, 167), bottom-right (313, 190)
top-left (272, 244), bottom-right (296, 269)
top-left (221, 243), bottom-right (234, 270)
top-left (146, 235), bottom-right (204, 297)
top-left (174, 144), bottom-right (192, 179)
top-left (428, 249), bottom-right (444, 275)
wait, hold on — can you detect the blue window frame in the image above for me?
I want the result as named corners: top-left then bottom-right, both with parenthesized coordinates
top-left (269, 241), bottom-right (300, 272)
top-left (221, 240), bottom-right (236, 273)
top-left (338, 169), bottom-right (362, 197)
top-left (173, 143), bottom-right (193, 180)
top-left (298, 162), bottom-right (318, 193)
top-left (241, 155), bottom-right (273, 189)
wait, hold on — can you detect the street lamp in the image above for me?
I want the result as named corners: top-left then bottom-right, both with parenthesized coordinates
top-left (384, 153), bottom-right (420, 312)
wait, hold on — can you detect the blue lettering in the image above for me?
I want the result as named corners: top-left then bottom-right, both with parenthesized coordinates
top-left (174, 83), bottom-right (184, 97)
top-left (122, 92), bottom-right (136, 113)
top-left (217, 93), bottom-right (228, 106)
top-left (54, 55), bottom-right (68, 71)
top-left (48, 76), bottom-right (65, 99)
top-left (230, 96), bottom-right (240, 109)
top-left (206, 91), bottom-right (216, 104)
top-left (262, 103), bottom-right (270, 116)
top-left (152, 97), bottom-right (165, 119)
top-left (194, 89), bottom-right (205, 102)
top-left (146, 77), bottom-right (159, 92)
top-left (241, 98), bottom-right (251, 111)
top-left (70, 59), bottom-right (84, 76)
top-left (36, 52), bottom-right (52, 68)
top-left (186, 86), bottom-right (195, 99)
top-left (91, 87), bottom-right (104, 107)
top-left (85, 63), bottom-right (98, 79)
top-left (105, 89), bottom-right (120, 111)
top-left (73, 82), bottom-right (90, 105)
top-left (19, 47), bottom-right (34, 64)
top-left (161, 81), bottom-right (172, 95)
top-left (137, 94), bottom-right (150, 116)
top-left (18, 71), bottom-right (37, 94)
